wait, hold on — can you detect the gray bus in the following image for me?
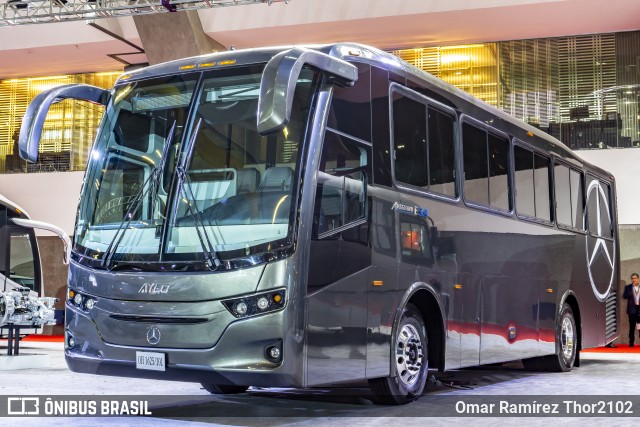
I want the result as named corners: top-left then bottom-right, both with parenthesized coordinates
top-left (18, 43), bottom-right (618, 404)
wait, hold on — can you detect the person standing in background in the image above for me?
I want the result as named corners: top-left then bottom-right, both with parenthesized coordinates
top-left (623, 273), bottom-right (640, 347)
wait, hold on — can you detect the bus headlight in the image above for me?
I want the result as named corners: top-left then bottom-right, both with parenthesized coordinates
top-left (222, 289), bottom-right (286, 319)
top-left (68, 289), bottom-right (97, 312)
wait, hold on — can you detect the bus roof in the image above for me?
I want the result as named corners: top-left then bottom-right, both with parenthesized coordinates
top-left (116, 42), bottom-right (614, 182)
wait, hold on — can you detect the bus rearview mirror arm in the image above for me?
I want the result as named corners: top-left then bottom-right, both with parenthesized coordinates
top-left (12, 218), bottom-right (71, 265)
top-left (19, 84), bottom-right (110, 163)
top-left (257, 47), bottom-right (359, 135)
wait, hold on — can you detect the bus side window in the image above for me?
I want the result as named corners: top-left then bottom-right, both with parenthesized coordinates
top-left (555, 164), bottom-right (585, 230)
top-left (400, 219), bottom-right (433, 267)
top-left (462, 121), bottom-right (510, 211)
top-left (8, 230), bottom-right (36, 291)
top-left (514, 143), bottom-right (552, 221)
top-left (327, 62), bottom-right (371, 142)
top-left (313, 130), bottom-right (369, 238)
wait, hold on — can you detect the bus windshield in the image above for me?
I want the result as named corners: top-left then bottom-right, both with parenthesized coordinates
top-left (74, 65), bottom-right (318, 270)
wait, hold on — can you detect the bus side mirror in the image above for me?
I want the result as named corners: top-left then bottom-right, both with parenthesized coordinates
top-left (12, 218), bottom-right (71, 265)
top-left (19, 84), bottom-right (110, 163)
top-left (257, 47), bottom-right (358, 135)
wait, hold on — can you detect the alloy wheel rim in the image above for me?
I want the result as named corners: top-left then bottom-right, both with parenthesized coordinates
top-left (395, 323), bottom-right (424, 387)
top-left (561, 316), bottom-right (575, 360)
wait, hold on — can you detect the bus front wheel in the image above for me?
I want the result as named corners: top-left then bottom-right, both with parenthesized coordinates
top-left (368, 304), bottom-right (428, 405)
top-left (200, 383), bottom-right (248, 395)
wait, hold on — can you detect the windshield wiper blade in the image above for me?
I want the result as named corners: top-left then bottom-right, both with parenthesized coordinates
top-left (176, 166), bottom-right (222, 270)
top-left (173, 118), bottom-right (221, 270)
top-left (101, 121), bottom-right (177, 269)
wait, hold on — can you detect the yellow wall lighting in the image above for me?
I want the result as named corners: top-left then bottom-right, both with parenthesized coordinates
top-left (0, 71), bottom-right (120, 173)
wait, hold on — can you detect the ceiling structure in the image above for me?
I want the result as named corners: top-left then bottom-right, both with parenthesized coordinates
top-left (0, 0), bottom-right (639, 79)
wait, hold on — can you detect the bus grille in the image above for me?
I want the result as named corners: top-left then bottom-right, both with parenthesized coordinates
top-left (605, 288), bottom-right (618, 338)
top-left (109, 315), bottom-right (209, 324)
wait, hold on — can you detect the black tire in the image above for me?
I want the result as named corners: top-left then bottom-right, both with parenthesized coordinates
top-left (200, 383), bottom-right (248, 395)
top-left (369, 304), bottom-right (428, 405)
top-left (522, 303), bottom-right (577, 372)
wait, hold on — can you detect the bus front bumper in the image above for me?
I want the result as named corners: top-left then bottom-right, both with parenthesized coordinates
top-left (64, 302), bottom-right (304, 388)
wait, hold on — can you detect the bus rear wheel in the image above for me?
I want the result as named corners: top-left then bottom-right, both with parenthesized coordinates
top-left (523, 303), bottom-right (577, 372)
top-left (368, 304), bottom-right (428, 405)
top-left (200, 383), bottom-right (248, 395)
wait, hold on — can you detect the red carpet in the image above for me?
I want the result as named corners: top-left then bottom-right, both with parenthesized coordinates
top-left (21, 335), bottom-right (64, 343)
top-left (583, 344), bottom-right (640, 353)
top-left (4, 336), bottom-right (640, 350)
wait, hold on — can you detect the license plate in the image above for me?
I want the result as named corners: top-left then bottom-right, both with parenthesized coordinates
top-left (136, 351), bottom-right (166, 372)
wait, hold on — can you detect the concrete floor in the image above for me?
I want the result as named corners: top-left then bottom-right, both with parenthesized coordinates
top-left (2, 342), bottom-right (640, 426)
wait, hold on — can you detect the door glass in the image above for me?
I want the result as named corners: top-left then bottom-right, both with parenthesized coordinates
top-left (9, 232), bottom-right (36, 291)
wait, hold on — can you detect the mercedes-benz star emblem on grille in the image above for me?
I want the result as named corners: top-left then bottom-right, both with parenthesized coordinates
top-left (146, 326), bottom-right (161, 346)
top-left (584, 180), bottom-right (615, 302)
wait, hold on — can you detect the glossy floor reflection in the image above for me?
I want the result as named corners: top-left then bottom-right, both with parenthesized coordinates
top-left (2, 342), bottom-right (639, 426)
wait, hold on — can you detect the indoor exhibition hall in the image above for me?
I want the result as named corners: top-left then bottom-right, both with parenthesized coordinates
top-left (0, 0), bottom-right (640, 424)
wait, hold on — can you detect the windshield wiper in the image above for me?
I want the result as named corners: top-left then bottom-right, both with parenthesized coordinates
top-left (173, 118), bottom-right (222, 270)
top-left (101, 121), bottom-right (177, 269)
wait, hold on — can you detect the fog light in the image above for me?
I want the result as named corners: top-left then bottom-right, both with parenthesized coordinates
top-left (68, 336), bottom-right (75, 347)
top-left (257, 297), bottom-right (269, 310)
top-left (265, 342), bottom-right (282, 363)
top-left (269, 346), bottom-right (280, 359)
top-left (234, 301), bottom-right (248, 316)
top-left (73, 293), bottom-right (83, 306)
top-left (85, 299), bottom-right (96, 310)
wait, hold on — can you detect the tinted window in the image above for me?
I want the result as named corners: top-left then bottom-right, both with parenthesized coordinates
top-left (554, 164), bottom-right (572, 226)
top-left (534, 153), bottom-right (551, 221)
top-left (400, 220), bottom-right (433, 266)
top-left (9, 232), bottom-right (36, 291)
top-left (371, 67), bottom-right (391, 187)
top-left (462, 123), bottom-right (489, 206)
top-left (555, 164), bottom-right (584, 229)
top-left (488, 132), bottom-right (510, 211)
top-left (392, 92), bottom-right (457, 197)
top-left (427, 108), bottom-right (456, 197)
top-left (314, 130), bottom-right (369, 237)
top-left (514, 144), bottom-right (551, 221)
top-left (569, 169), bottom-right (584, 229)
top-left (393, 95), bottom-right (427, 187)
top-left (463, 122), bottom-right (509, 210)
top-left (514, 145), bottom-right (535, 217)
top-left (328, 63), bottom-right (371, 142)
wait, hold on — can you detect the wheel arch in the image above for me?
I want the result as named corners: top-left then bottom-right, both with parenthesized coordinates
top-left (560, 291), bottom-right (582, 365)
top-left (393, 282), bottom-right (446, 373)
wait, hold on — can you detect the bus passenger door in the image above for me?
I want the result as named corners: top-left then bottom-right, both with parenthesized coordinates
top-left (305, 130), bottom-right (372, 386)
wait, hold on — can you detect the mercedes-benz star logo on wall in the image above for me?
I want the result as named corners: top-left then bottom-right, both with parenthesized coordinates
top-left (146, 326), bottom-right (161, 346)
top-left (584, 180), bottom-right (615, 302)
